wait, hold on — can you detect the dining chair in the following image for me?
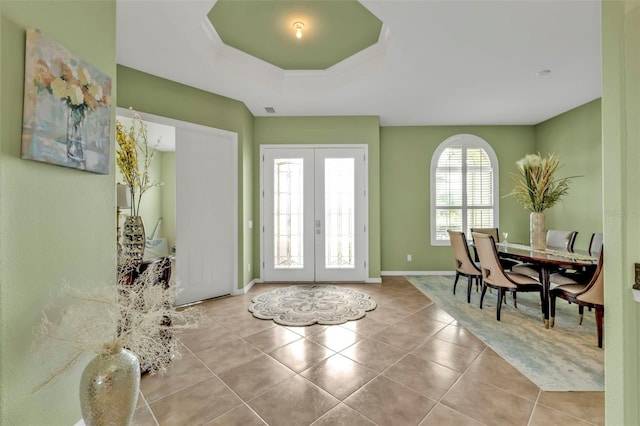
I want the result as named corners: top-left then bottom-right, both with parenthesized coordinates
top-left (550, 232), bottom-right (602, 286)
top-left (472, 232), bottom-right (544, 321)
top-left (447, 230), bottom-right (482, 303)
top-left (550, 249), bottom-right (604, 347)
top-left (470, 227), bottom-right (519, 270)
top-left (512, 229), bottom-right (578, 279)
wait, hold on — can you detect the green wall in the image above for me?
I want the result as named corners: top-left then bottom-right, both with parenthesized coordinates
top-left (380, 126), bottom-right (536, 271)
top-left (0, 1), bottom-right (116, 424)
top-left (116, 65), bottom-right (255, 289)
top-left (535, 99), bottom-right (602, 251)
top-left (602, 1), bottom-right (640, 424)
top-left (253, 116), bottom-right (381, 279)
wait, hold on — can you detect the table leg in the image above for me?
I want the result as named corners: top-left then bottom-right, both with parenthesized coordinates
top-left (540, 266), bottom-right (551, 329)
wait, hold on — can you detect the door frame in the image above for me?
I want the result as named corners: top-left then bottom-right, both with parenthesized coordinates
top-left (259, 144), bottom-right (369, 282)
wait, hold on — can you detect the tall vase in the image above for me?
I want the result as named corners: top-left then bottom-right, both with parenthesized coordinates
top-left (67, 109), bottom-right (85, 164)
top-left (530, 211), bottom-right (547, 250)
top-left (79, 348), bottom-right (140, 426)
top-left (122, 216), bottom-right (145, 261)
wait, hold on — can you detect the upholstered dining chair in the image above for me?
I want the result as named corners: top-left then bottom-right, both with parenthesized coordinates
top-left (512, 229), bottom-right (578, 279)
top-left (470, 227), bottom-right (519, 270)
top-left (550, 232), bottom-right (603, 286)
top-left (550, 249), bottom-right (604, 347)
top-left (472, 232), bottom-right (544, 321)
top-left (448, 230), bottom-right (482, 303)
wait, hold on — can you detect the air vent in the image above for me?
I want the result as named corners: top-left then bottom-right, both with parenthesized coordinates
top-left (264, 107), bottom-right (276, 113)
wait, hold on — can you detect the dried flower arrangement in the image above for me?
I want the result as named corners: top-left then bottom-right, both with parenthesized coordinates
top-left (115, 111), bottom-right (161, 217)
top-left (32, 258), bottom-right (203, 392)
top-left (507, 152), bottom-right (577, 212)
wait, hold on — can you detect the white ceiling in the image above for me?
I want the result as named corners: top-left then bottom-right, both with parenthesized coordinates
top-left (116, 0), bottom-right (602, 127)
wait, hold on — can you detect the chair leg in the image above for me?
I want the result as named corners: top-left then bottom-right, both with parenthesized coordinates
top-left (513, 292), bottom-right (517, 309)
top-left (550, 293), bottom-right (556, 327)
top-left (453, 273), bottom-right (460, 295)
top-left (595, 305), bottom-right (604, 348)
top-left (496, 289), bottom-right (504, 321)
top-left (467, 276), bottom-right (472, 303)
top-left (578, 305), bottom-right (584, 325)
top-left (480, 284), bottom-right (488, 309)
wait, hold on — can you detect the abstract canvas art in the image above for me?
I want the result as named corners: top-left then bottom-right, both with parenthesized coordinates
top-left (21, 29), bottom-right (112, 174)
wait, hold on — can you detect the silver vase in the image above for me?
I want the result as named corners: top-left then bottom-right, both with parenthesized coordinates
top-left (122, 216), bottom-right (146, 261)
top-left (530, 211), bottom-right (547, 250)
top-left (80, 348), bottom-right (141, 426)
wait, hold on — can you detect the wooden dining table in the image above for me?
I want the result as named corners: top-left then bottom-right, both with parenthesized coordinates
top-left (495, 242), bottom-right (599, 328)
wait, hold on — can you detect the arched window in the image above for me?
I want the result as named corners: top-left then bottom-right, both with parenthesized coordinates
top-left (430, 134), bottom-right (499, 245)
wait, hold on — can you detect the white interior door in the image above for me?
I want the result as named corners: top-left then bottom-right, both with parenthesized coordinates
top-left (262, 146), bottom-right (367, 282)
top-left (176, 125), bottom-right (237, 305)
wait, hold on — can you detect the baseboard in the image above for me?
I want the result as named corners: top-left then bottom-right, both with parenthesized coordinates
top-left (381, 270), bottom-right (456, 276)
top-left (233, 279), bottom-right (259, 295)
top-left (365, 277), bottom-right (382, 283)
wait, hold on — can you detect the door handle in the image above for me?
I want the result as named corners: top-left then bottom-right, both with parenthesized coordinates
top-left (315, 220), bottom-right (321, 227)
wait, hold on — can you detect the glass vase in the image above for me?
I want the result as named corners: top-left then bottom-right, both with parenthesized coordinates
top-left (530, 211), bottom-right (547, 250)
top-left (79, 348), bottom-right (140, 426)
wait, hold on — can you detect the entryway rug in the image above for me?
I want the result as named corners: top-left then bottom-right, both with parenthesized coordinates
top-left (248, 285), bottom-right (377, 326)
top-left (407, 275), bottom-right (604, 391)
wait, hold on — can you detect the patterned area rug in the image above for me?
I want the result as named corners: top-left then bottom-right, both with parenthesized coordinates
top-left (248, 285), bottom-right (377, 326)
top-left (407, 275), bottom-right (604, 391)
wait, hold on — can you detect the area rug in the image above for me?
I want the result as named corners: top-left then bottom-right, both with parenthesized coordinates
top-left (248, 285), bottom-right (377, 326)
top-left (407, 275), bottom-right (604, 391)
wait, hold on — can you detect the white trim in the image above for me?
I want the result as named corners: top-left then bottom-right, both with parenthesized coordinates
top-left (381, 270), bottom-right (456, 276)
top-left (430, 134), bottom-right (500, 246)
top-left (365, 277), bottom-right (382, 283)
top-left (233, 279), bottom-right (257, 295)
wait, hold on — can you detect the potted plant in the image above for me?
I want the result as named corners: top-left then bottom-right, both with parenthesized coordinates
top-left (116, 111), bottom-right (161, 260)
top-left (33, 259), bottom-right (202, 425)
top-left (507, 153), bottom-right (576, 250)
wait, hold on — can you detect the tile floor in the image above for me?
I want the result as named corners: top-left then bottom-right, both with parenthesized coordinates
top-left (133, 276), bottom-right (604, 426)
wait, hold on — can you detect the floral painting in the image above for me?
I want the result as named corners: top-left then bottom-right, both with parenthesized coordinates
top-left (21, 29), bottom-right (112, 174)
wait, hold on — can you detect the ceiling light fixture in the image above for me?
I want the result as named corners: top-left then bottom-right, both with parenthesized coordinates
top-left (293, 22), bottom-right (304, 39)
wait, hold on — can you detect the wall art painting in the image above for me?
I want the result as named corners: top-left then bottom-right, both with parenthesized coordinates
top-left (21, 29), bottom-right (112, 174)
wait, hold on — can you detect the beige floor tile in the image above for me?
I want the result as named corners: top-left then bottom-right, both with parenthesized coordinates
top-left (364, 304), bottom-right (412, 324)
top-left (339, 315), bottom-right (390, 337)
top-left (149, 377), bottom-right (242, 426)
top-left (441, 375), bottom-right (535, 426)
top-left (269, 338), bottom-right (335, 373)
top-left (433, 324), bottom-right (487, 352)
top-left (131, 406), bottom-right (158, 426)
top-left (177, 321), bottom-right (237, 353)
top-left (384, 354), bottom-right (461, 400)
top-left (412, 336), bottom-right (482, 372)
top-left (308, 325), bottom-right (362, 352)
top-left (340, 337), bottom-right (405, 372)
top-left (537, 391), bottom-right (605, 426)
top-left (286, 324), bottom-right (328, 337)
top-left (218, 354), bottom-right (295, 400)
top-left (394, 315), bottom-right (449, 339)
top-left (419, 403), bottom-right (486, 426)
top-left (243, 325), bottom-right (302, 352)
top-left (463, 351), bottom-right (540, 401)
top-left (409, 304), bottom-right (455, 324)
top-left (248, 375), bottom-right (339, 426)
top-left (196, 334), bottom-right (263, 374)
top-left (529, 404), bottom-right (594, 426)
top-left (205, 404), bottom-right (267, 426)
top-left (221, 315), bottom-right (276, 338)
top-left (140, 351), bottom-right (213, 402)
top-left (312, 403), bottom-right (376, 426)
top-left (344, 375), bottom-right (437, 426)
top-left (301, 353), bottom-right (377, 400)
top-left (370, 326), bottom-right (429, 352)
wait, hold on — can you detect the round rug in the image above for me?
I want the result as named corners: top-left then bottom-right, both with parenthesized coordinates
top-left (248, 285), bottom-right (377, 326)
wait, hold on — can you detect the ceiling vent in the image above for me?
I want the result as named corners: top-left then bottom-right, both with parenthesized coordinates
top-left (265, 107), bottom-right (276, 113)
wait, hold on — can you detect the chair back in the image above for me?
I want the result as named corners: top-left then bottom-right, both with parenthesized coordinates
top-left (447, 230), bottom-right (481, 275)
top-left (470, 227), bottom-right (500, 242)
top-left (472, 232), bottom-right (515, 288)
top-left (547, 230), bottom-right (578, 250)
top-left (577, 249), bottom-right (604, 305)
top-left (589, 233), bottom-right (603, 256)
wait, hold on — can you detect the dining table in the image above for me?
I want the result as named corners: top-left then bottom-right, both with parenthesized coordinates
top-left (495, 242), bottom-right (599, 328)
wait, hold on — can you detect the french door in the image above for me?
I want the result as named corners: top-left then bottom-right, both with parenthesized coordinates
top-left (262, 146), bottom-right (367, 282)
